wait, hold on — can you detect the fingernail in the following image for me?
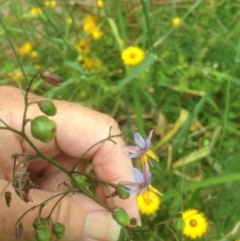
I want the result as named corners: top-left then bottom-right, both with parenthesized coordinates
top-left (84, 211), bottom-right (121, 241)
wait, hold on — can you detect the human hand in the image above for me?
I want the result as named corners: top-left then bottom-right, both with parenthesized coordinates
top-left (0, 86), bottom-right (139, 241)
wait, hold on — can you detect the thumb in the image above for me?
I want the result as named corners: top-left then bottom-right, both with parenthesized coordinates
top-left (0, 180), bottom-right (121, 241)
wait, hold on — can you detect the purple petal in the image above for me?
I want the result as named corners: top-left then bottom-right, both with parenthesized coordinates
top-left (128, 153), bottom-right (142, 158)
top-left (147, 171), bottom-right (152, 186)
top-left (134, 133), bottom-right (146, 150)
top-left (145, 139), bottom-right (151, 149)
top-left (147, 130), bottom-right (153, 140)
top-left (132, 168), bottom-right (144, 183)
top-left (142, 163), bottom-right (152, 185)
top-left (120, 182), bottom-right (141, 194)
top-left (123, 146), bottom-right (141, 154)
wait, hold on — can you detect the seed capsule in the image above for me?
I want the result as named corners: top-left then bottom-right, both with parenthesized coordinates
top-left (31, 116), bottom-right (56, 143)
top-left (38, 100), bottom-right (57, 116)
top-left (112, 207), bottom-right (130, 226)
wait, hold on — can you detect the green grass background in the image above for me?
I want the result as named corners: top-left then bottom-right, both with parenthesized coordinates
top-left (1, 0), bottom-right (240, 240)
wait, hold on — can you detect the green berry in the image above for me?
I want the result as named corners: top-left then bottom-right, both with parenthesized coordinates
top-left (116, 185), bottom-right (130, 200)
top-left (35, 227), bottom-right (51, 241)
top-left (71, 175), bottom-right (87, 188)
top-left (33, 218), bottom-right (47, 230)
top-left (112, 207), bottom-right (130, 226)
top-left (31, 116), bottom-right (56, 143)
top-left (38, 100), bottom-right (57, 116)
top-left (172, 218), bottom-right (185, 231)
top-left (52, 223), bottom-right (65, 239)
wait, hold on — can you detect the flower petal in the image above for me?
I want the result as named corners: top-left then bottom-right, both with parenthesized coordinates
top-left (132, 168), bottom-right (144, 183)
top-left (134, 133), bottom-right (146, 149)
top-left (123, 146), bottom-right (141, 154)
top-left (147, 130), bottom-right (153, 140)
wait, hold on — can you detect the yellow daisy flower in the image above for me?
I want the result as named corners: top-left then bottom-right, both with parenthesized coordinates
top-left (44, 1), bottom-right (57, 8)
top-left (90, 26), bottom-right (103, 40)
top-left (30, 7), bottom-right (42, 15)
top-left (121, 46), bottom-right (145, 66)
top-left (172, 17), bottom-right (181, 26)
top-left (97, 0), bottom-right (104, 8)
top-left (182, 209), bottom-right (208, 239)
top-left (83, 15), bottom-right (98, 34)
top-left (75, 40), bottom-right (91, 54)
top-left (9, 71), bottom-right (24, 83)
top-left (137, 189), bottom-right (161, 215)
top-left (81, 56), bottom-right (95, 69)
top-left (19, 42), bottom-right (32, 55)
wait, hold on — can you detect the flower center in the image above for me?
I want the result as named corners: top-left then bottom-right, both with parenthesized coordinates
top-left (189, 219), bottom-right (198, 227)
top-left (140, 154), bottom-right (147, 163)
top-left (130, 53), bottom-right (136, 59)
top-left (142, 193), bottom-right (152, 205)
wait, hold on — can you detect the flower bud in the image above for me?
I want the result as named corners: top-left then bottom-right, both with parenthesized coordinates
top-left (116, 185), bottom-right (130, 200)
top-left (40, 71), bottom-right (63, 86)
top-left (112, 207), bottom-right (130, 226)
top-left (15, 222), bottom-right (23, 241)
top-left (35, 227), bottom-right (51, 241)
top-left (52, 222), bottom-right (65, 239)
top-left (31, 116), bottom-right (56, 143)
top-left (38, 100), bottom-right (57, 116)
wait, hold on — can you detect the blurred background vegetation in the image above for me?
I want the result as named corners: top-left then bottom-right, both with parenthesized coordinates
top-left (1, 0), bottom-right (240, 240)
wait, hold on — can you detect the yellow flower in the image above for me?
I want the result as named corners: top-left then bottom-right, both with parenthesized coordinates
top-left (30, 51), bottom-right (38, 59)
top-left (97, 0), bottom-right (104, 8)
top-left (75, 40), bottom-right (91, 54)
top-left (66, 17), bottom-right (73, 25)
top-left (44, 1), bottom-right (57, 8)
top-left (81, 56), bottom-right (95, 69)
top-left (19, 42), bottom-right (32, 55)
top-left (9, 71), bottom-right (24, 83)
top-left (182, 209), bottom-right (208, 239)
top-left (172, 17), bottom-right (181, 26)
top-left (30, 7), bottom-right (42, 15)
top-left (83, 15), bottom-right (98, 34)
top-left (137, 189), bottom-right (161, 215)
top-left (121, 46), bottom-right (145, 66)
top-left (90, 26), bottom-right (103, 40)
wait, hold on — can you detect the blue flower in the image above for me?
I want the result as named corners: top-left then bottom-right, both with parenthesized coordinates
top-left (121, 167), bottom-right (162, 196)
top-left (123, 130), bottom-right (159, 165)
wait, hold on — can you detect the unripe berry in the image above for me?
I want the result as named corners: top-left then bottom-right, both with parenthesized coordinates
top-left (116, 185), bottom-right (130, 200)
top-left (38, 100), bottom-right (57, 116)
top-left (71, 175), bottom-right (87, 188)
top-left (31, 116), bottom-right (56, 143)
top-left (112, 207), bottom-right (130, 226)
top-left (52, 222), bottom-right (65, 239)
top-left (35, 227), bottom-right (51, 241)
top-left (172, 217), bottom-right (185, 231)
top-left (33, 218), bottom-right (47, 230)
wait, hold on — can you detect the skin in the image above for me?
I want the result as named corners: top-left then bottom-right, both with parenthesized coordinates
top-left (0, 86), bottom-right (139, 241)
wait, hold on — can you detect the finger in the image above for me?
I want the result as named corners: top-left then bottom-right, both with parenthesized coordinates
top-left (0, 180), bottom-right (121, 241)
